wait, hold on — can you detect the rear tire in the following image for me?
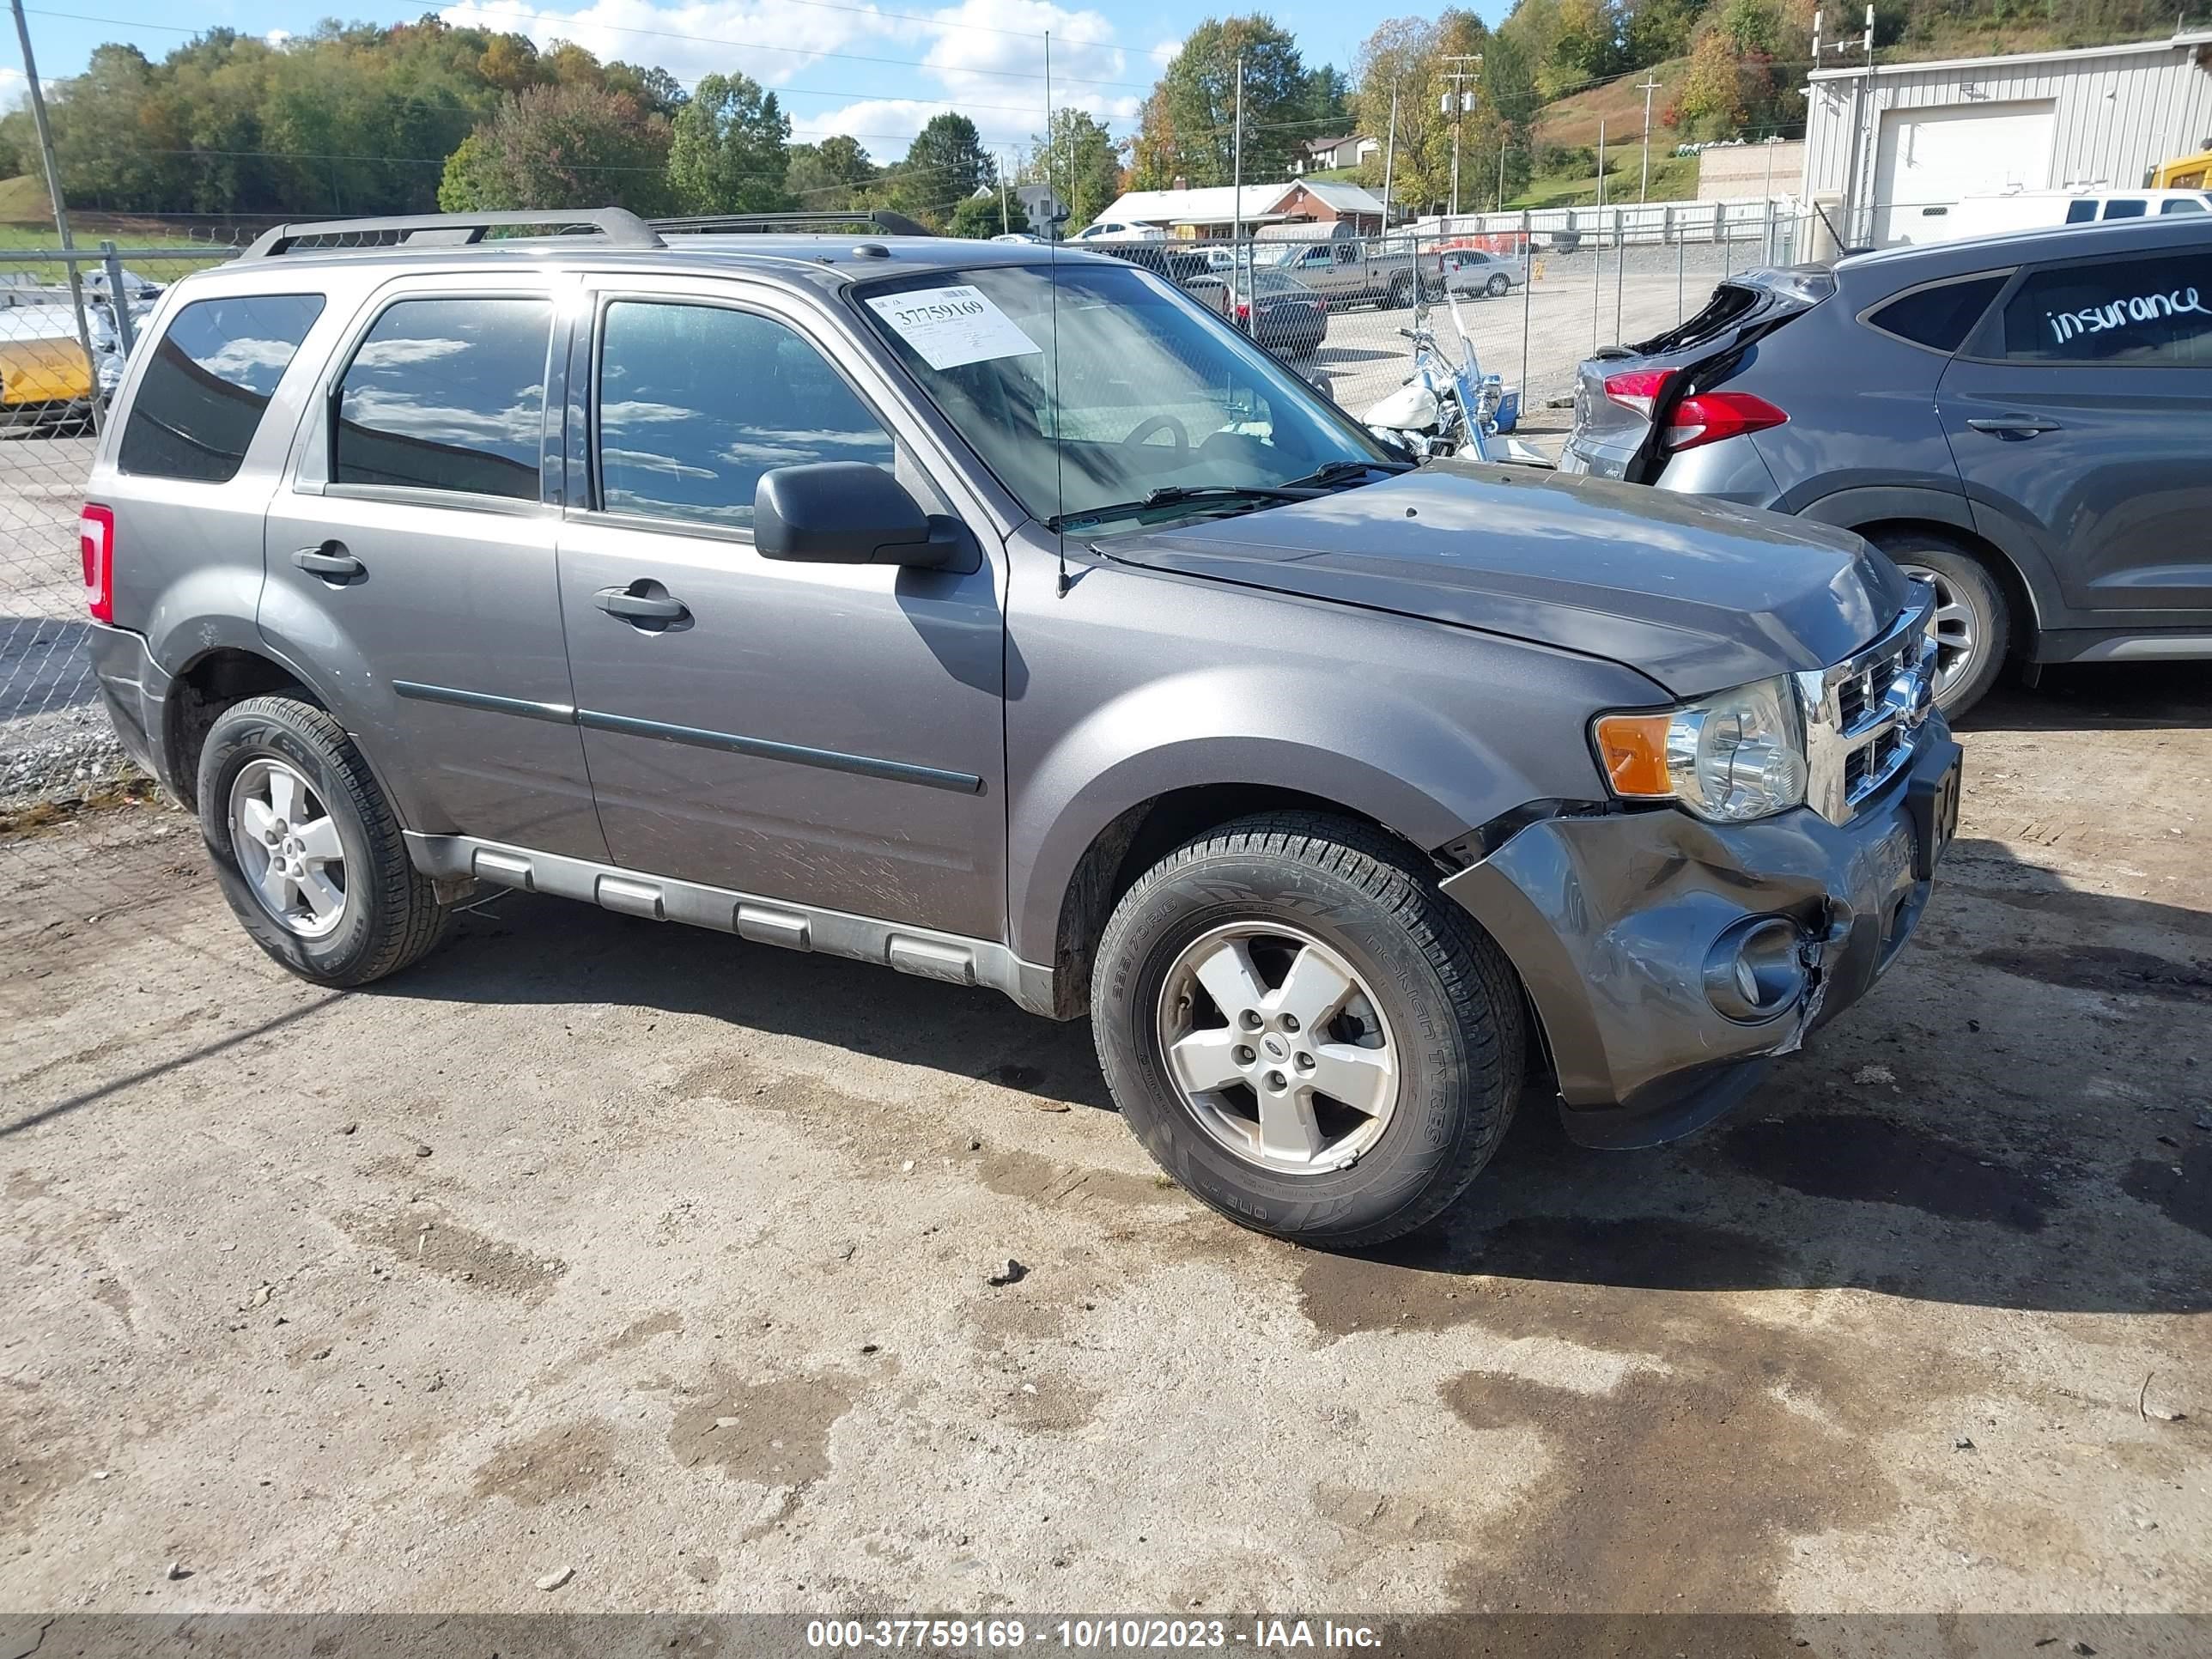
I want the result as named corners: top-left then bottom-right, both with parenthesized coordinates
top-left (1387, 273), bottom-right (1413, 309)
top-left (198, 695), bottom-right (453, 988)
top-left (1866, 531), bottom-right (2010, 718)
top-left (1092, 811), bottom-right (1523, 1247)
top-left (1486, 273), bottom-right (1510, 297)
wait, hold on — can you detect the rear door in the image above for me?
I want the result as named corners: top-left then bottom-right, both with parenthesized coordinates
top-left (260, 274), bottom-right (608, 860)
top-left (553, 275), bottom-right (1006, 940)
top-left (1936, 240), bottom-right (2212, 618)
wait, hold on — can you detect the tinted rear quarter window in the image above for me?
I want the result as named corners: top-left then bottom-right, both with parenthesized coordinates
top-left (118, 293), bottom-right (325, 482)
top-left (333, 296), bottom-right (550, 500)
top-left (1867, 275), bottom-right (2008, 352)
top-left (1997, 250), bottom-right (2212, 365)
top-left (2103, 198), bottom-right (2148, 219)
top-left (2065, 200), bottom-right (2098, 223)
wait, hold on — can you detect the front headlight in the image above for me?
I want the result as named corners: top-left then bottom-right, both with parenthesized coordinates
top-left (1592, 676), bottom-right (1808, 823)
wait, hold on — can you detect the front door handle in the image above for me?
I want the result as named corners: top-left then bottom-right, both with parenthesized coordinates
top-left (293, 542), bottom-right (364, 580)
top-left (595, 585), bottom-right (690, 626)
top-left (1966, 415), bottom-right (2061, 435)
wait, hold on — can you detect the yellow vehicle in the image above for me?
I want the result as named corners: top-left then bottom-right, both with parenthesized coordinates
top-left (2149, 149), bottom-right (2212, 190)
top-left (0, 303), bottom-right (101, 430)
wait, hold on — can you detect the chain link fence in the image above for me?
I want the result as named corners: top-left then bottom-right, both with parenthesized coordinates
top-left (1, 235), bottom-right (246, 814)
top-left (0, 206), bottom-right (1814, 817)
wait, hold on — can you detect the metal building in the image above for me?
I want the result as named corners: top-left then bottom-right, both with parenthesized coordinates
top-left (1801, 31), bottom-right (2212, 246)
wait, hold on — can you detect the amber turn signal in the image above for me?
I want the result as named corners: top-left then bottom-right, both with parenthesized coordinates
top-left (1592, 711), bottom-right (1674, 799)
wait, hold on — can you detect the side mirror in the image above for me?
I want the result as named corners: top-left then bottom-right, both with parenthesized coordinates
top-left (754, 462), bottom-right (969, 570)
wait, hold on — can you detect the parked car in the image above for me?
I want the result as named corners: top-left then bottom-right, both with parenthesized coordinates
top-left (84, 209), bottom-right (1958, 1247)
top-left (1436, 246), bottom-right (1524, 298)
top-left (1069, 219), bottom-right (1165, 245)
top-left (1559, 214), bottom-right (2212, 714)
top-left (1256, 229), bottom-right (1430, 310)
top-left (1234, 267), bottom-right (1329, 357)
top-left (1936, 187), bottom-right (2212, 243)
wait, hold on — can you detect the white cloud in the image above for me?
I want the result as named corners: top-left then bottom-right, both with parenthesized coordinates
top-left (264, 28), bottom-right (294, 47)
top-left (441, 0), bottom-right (1145, 157)
top-left (1148, 36), bottom-right (1179, 68)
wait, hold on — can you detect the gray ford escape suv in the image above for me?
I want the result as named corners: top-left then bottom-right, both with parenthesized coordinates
top-left (82, 209), bottom-right (1961, 1247)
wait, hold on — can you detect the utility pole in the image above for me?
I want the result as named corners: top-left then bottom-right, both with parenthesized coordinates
top-left (1637, 73), bottom-right (1662, 204)
top-left (9, 0), bottom-right (100, 434)
top-left (1231, 52), bottom-right (1245, 300)
top-left (1441, 54), bottom-right (1481, 221)
top-left (1000, 147), bottom-right (1010, 234)
top-left (1380, 85), bottom-right (1399, 231)
top-left (1498, 143), bottom-right (1507, 212)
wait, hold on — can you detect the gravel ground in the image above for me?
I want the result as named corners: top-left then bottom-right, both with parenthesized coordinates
top-left (0, 664), bottom-right (2206, 1626)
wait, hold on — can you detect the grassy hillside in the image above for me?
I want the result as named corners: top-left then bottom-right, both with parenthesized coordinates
top-left (1507, 150), bottom-right (1700, 208)
top-left (0, 173), bottom-right (53, 222)
top-left (1538, 58), bottom-right (1693, 153)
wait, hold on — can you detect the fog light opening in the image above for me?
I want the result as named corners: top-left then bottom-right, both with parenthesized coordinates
top-left (1704, 915), bottom-right (1809, 1023)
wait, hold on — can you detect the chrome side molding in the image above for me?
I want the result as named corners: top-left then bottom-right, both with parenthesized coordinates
top-left (402, 831), bottom-right (1057, 1016)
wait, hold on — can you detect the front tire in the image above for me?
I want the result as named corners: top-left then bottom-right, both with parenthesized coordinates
top-left (1486, 273), bottom-right (1510, 297)
top-left (1092, 811), bottom-right (1524, 1247)
top-left (1387, 274), bottom-right (1413, 309)
top-left (198, 695), bottom-right (453, 987)
top-left (1867, 532), bottom-right (2010, 717)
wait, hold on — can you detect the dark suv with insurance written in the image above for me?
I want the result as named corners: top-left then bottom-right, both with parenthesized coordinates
top-left (1561, 215), bottom-right (2212, 715)
top-left (83, 209), bottom-right (1960, 1247)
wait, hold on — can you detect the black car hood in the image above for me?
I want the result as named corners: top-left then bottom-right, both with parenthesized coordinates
top-left (1102, 459), bottom-right (1905, 696)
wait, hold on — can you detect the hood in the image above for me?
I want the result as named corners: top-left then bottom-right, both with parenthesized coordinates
top-left (1102, 459), bottom-right (1905, 696)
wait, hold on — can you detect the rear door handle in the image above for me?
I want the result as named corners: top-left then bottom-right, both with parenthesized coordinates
top-left (292, 542), bottom-right (364, 580)
top-left (1966, 415), bottom-right (2061, 435)
top-left (595, 586), bottom-right (690, 625)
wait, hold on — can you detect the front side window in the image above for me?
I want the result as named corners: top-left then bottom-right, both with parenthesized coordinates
top-left (2065, 199), bottom-right (2098, 223)
top-left (118, 294), bottom-right (325, 483)
top-left (594, 301), bottom-right (896, 529)
top-left (856, 261), bottom-right (1389, 531)
top-left (332, 296), bottom-right (550, 500)
top-left (1997, 251), bottom-right (2212, 365)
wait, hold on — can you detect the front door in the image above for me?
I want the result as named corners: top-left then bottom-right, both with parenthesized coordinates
top-left (1937, 240), bottom-right (2212, 621)
top-left (554, 281), bottom-right (1006, 941)
top-left (261, 279), bottom-right (608, 860)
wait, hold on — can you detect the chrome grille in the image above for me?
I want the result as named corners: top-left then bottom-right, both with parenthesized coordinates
top-left (1796, 584), bottom-right (1939, 825)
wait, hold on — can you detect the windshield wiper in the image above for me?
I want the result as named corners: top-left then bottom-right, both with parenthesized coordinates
top-left (1279, 458), bottom-right (1415, 489)
top-left (1045, 483), bottom-right (1318, 532)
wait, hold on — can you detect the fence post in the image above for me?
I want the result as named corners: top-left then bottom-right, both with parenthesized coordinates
top-left (1591, 209), bottom-right (1603, 355)
top-left (9, 0), bottom-right (102, 434)
top-left (1613, 210), bottom-right (1625, 343)
top-left (1761, 196), bottom-right (1775, 266)
top-left (101, 241), bottom-right (135, 356)
top-left (1519, 209), bottom-right (1532, 407)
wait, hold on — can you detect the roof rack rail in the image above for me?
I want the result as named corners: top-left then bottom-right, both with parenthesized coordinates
top-left (244, 208), bottom-right (664, 258)
top-left (653, 210), bottom-right (937, 239)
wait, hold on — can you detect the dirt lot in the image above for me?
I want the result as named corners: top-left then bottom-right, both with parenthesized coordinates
top-left (1, 665), bottom-right (2207, 1627)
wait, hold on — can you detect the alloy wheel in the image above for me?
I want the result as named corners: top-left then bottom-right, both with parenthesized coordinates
top-left (228, 757), bottom-right (348, 939)
top-left (1895, 563), bottom-right (1978, 699)
top-left (1155, 922), bottom-right (1400, 1173)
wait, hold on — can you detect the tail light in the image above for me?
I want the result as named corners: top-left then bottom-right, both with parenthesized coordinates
top-left (1601, 368), bottom-right (1673, 419)
top-left (1663, 392), bottom-right (1789, 452)
top-left (1235, 301), bottom-right (1250, 322)
top-left (81, 504), bottom-right (114, 624)
top-left (1315, 297), bottom-right (1328, 313)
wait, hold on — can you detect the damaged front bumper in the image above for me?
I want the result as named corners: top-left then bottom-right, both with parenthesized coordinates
top-left (1440, 721), bottom-right (1960, 1149)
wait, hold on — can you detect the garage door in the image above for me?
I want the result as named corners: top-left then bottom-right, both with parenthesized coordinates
top-left (1873, 100), bottom-right (2056, 245)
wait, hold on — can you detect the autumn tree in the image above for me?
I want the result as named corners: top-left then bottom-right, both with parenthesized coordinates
top-left (666, 70), bottom-right (793, 213)
top-left (437, 82), bottom-right (672, 214)
top-left (1131, 15), bottom-right (1310, 189)
top-left (1668, 0), bottom-right (1792, 138)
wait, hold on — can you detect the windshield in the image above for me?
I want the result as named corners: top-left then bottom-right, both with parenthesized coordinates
top-left (854, 260), bottom-right (1391, 532)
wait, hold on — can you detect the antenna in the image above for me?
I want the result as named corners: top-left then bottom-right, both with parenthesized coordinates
top-left (1045, 28), bottom-right (1071, 599)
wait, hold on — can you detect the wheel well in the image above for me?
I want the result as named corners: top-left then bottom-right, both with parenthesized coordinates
top-left (1856, 517), bottom-right (2039, 650)
top-left (167, 649), bottom-right (315, 811)
top-left (1048, 785), bottom-right (1414, 1021)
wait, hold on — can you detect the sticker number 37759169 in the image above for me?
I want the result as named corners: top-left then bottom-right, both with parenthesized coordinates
top-left (864, 284), bottom-right (1043, 372)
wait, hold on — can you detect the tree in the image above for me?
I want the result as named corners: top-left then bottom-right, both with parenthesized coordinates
top-left (946, 191), bottom-right (1028, 237)
top-left (1668, 0), bottom-right (1793, 138)
top-left (787, 135), bottom-right (878, 209)
top-left (1025, 107), bottom-right (1121, 230)
top-left (892, 112), bottom-right (995, 223)
top-left (666, 70), bottom-right (793, 213)
top-left (436, 82), bottom-right (672, 214)
top-left (1131, 15), bottom-right (1310, 190)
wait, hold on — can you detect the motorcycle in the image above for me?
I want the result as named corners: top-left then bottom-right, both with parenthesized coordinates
top-left (1360, 287), bottom-right (1553, 469)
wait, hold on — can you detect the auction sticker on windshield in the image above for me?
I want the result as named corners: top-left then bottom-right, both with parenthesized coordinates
top-left (865, 285), bottom-right (1042, 371)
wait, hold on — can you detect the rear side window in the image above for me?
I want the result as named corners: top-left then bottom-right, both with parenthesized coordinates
top-left (1867, 275), bottom-right (2008, 352)
top-left (118, 294), bottom-right (325, 483)
top-left (2102, 198), bottom-right (2148, 219)
top-left (594, 300), bottom-right (895, 529)
top-left (1997, 251), bottom-right (2212, 365)
top-left (2160, 197), bottom-right (2207, 214)
top-left (333, 296), bottom-right (550, 501)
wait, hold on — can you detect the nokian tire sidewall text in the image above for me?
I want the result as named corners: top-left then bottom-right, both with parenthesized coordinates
top-left (1092, 813), bottom-right (1522, 1247)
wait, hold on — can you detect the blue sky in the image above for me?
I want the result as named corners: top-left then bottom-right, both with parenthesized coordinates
top-left (2, 0), bottom-right (1506, 163)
